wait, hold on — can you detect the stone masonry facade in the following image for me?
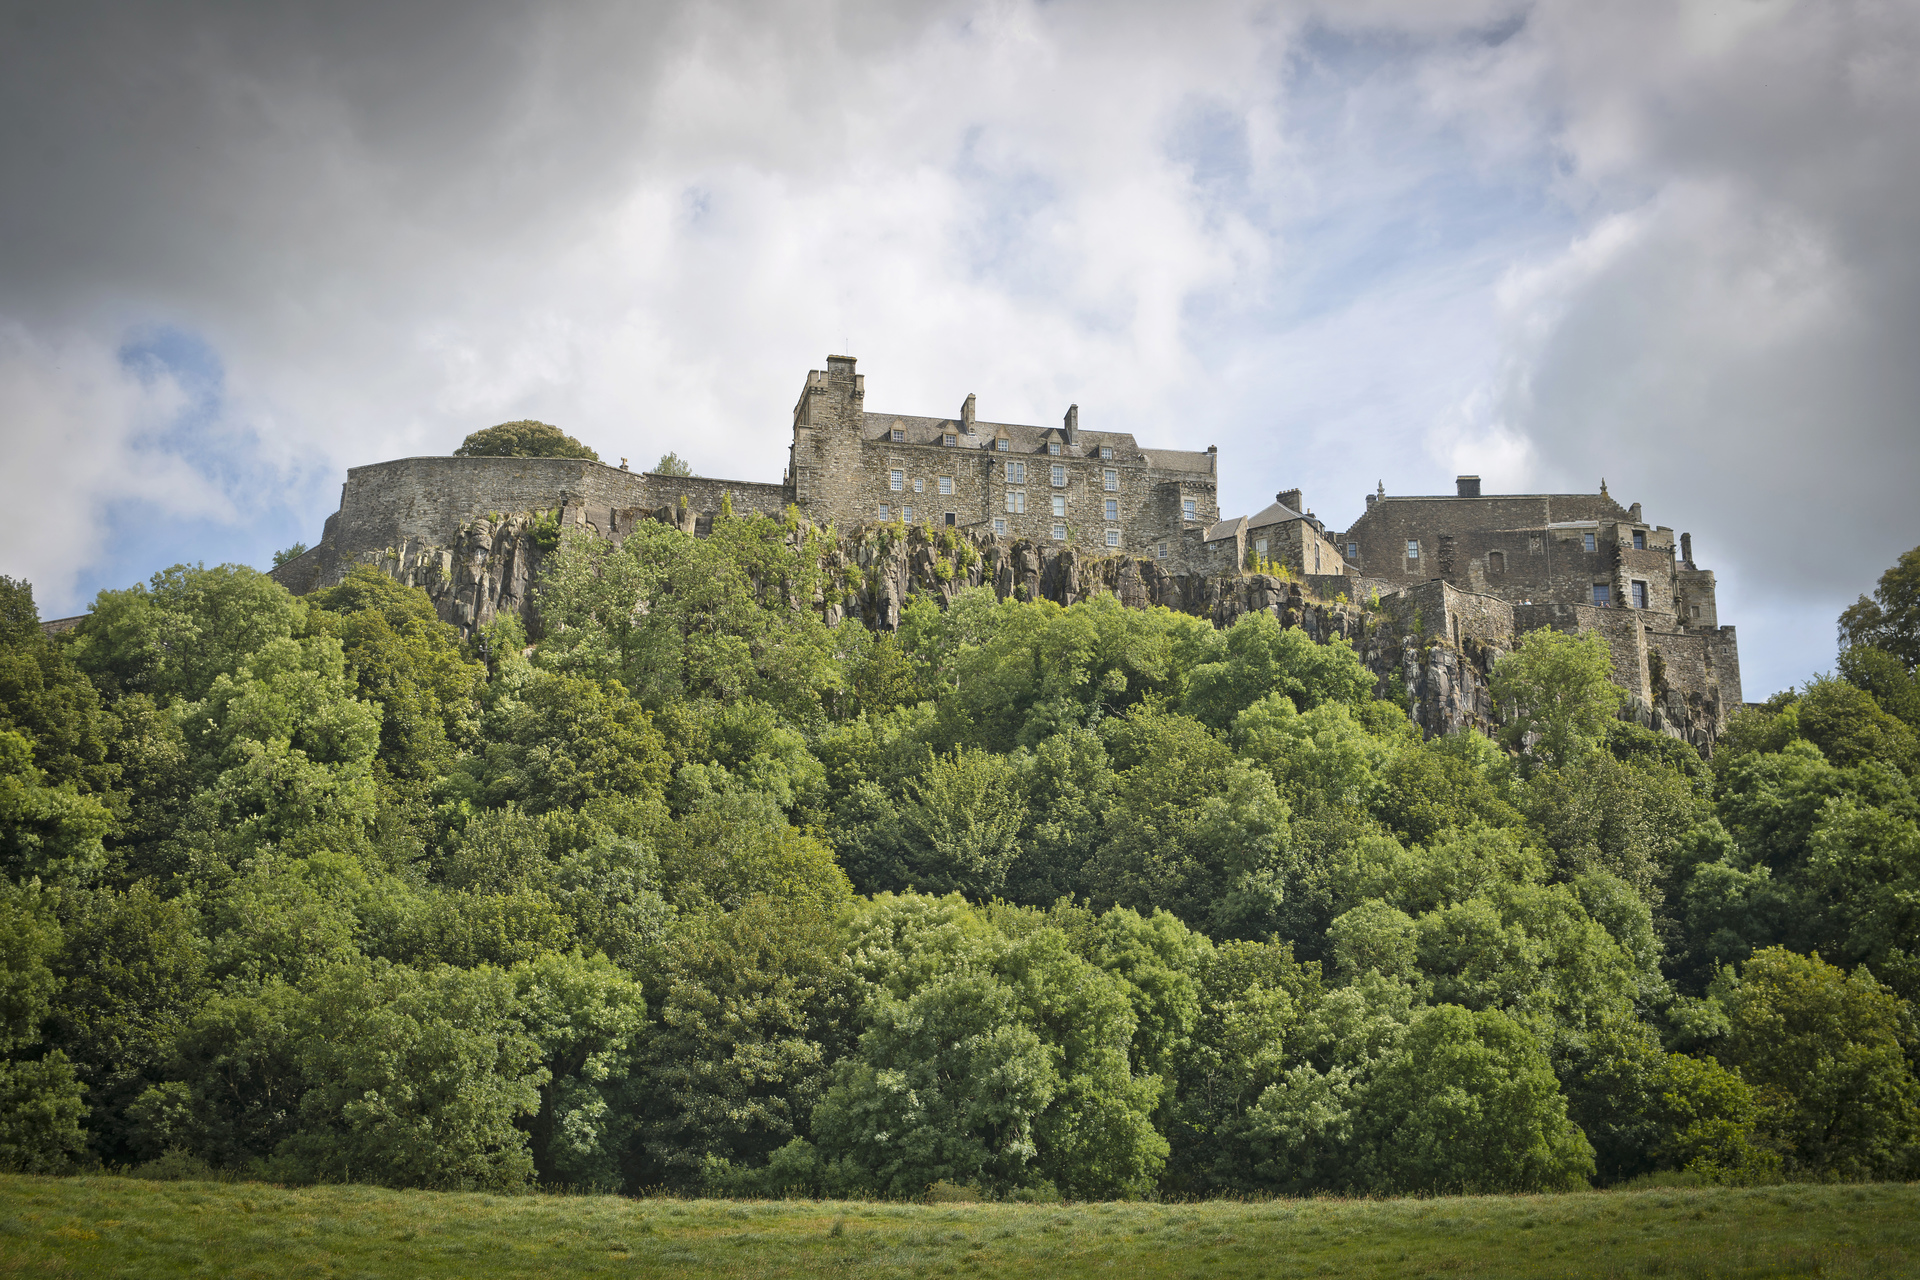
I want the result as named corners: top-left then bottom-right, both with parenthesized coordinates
top-left (262, 355), bottom-right (1744, 748)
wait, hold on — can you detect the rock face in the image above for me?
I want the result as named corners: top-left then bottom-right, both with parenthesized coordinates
top-left (280, 506), bottom-right (1743, 751)
top-left (282, 508), bottom-right (1526, 742)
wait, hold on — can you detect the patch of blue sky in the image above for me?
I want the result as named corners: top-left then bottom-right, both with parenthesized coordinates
top-left (57, 325), bottom-right (334, 608)
top-left (948, 125), bottom-right (1075, 307)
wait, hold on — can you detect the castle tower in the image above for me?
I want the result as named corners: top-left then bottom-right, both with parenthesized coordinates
top-left (789, 354), bottom-right (865, 524)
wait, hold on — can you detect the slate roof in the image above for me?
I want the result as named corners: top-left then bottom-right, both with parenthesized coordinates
top-left (1203, 515), bottom-right (1246, 544)
top-left (861, 412), bottom-right (1211, 472)
top-left (1246, 499), bottom-right (1305, 529)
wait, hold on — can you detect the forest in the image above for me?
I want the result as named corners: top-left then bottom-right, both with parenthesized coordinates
top-left (2, 510), bottom-right (1917, 1201)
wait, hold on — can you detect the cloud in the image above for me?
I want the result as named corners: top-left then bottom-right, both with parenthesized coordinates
top-left (0, 0), bottom-right (1914, 695)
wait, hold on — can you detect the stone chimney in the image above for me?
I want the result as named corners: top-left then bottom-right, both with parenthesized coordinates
top-left (1628, 501), bottom-right (1642, 522)
top-left (1278, 488), bottom-right (1304, 513)
top-left (1063, 404), bottom-right (1079, 444)
top-left (961, 393), bottom-right (976, 434)
top-left (1456, 475), bottom-right (1481, 498)
top-left (1681, 532), bottom-right (1693, 567)
top-left (1207, 445), bottom-right (1217, 474)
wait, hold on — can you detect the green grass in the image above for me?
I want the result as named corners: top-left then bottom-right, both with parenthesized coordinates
top-left (1, 1175), bottom-right (1915, 1278)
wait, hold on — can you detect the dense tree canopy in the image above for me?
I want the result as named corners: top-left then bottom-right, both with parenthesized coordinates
top-left (3, 529), bottom-right (1918, 1195)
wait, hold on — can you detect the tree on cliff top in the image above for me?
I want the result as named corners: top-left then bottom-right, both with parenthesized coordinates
top-left (1840, 544), bottom-right (1920, 674)
top-left (454, 420), bottom-right (599, 463)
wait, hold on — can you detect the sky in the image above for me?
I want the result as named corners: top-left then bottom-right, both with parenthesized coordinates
top-left (2, 0), bottom-right (1916, 699)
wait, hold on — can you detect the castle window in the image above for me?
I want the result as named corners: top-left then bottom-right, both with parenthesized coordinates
top-left (1105, 528), bottom-right (1120, 547)
top-left (1255, 538), bottom-right (1268, 556)
top-left (1104, 498), bottom-right (1118, 521)
top-left (1006, 490), bottom-right (1026, 514)
top-left (876, 504), bottom-right (888, 520)
top-left (1489, 551), bottom-right (1505, 573)
top-left (1048, 442), bottom-right (1061, 456)
top-left (994, 517), bottom-right (1007, 535)
top-left (1348, 542), bottom-right (1358, 559)
top-left (1690, 604), bottom-right (1700, 619)
top-left (1006, 460), bottom-right (1025, 483)
top-left (903, 506), bottom-right (914, 523)
top-left (1633, 529), bottom-right (1646, 550)
top-left (945, 512), bottom-right (955, 526)
top-left (1183, 499), bottom-right (1196, 521)
top-left (1052, 524), bottom-right (1067, 541)
top-left (1103, 468), bottom-right (1118, 491)
top-left (996, 438), bottom-right (1009, 452)
top-left (913, 477), bottom-right (923, 493)
top-left (1051, 464), bottom-right (1066, 487)
top-left (1052, 495), bottom-right (1066, 518)
top-left (891, 429), bottom-right (904, 443)
top-left (1406, 540), bottom-right (1420, 560)
top-left (890, 469), bottom-right (904, 491)
top-left (1156, 541), bottom-right (1168, 559)
top-left (1592, 583), bottom-right (1611, 605)
top-left (938, 476), bottom-right (952, 495)
top-left (944, 433), bottom-right (957, 447)
top-left (1100, 446), bottom-right (1113, 460)
top-left (1583, 532), bottom-right (1596, 553)
top-left (1633, 580), bottom-right (1649, 609)
top-left (1314, 543), bottom-right (1321, 572)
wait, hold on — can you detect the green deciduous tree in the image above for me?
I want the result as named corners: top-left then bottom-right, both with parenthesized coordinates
top-left (453, 420), bottom-right (598, 461)
top-left (1490, 628), bottom-right (1625, 772)
top-left (1838, 544), bottom-right (1920, 673)
top-left (0, 883), bottom-right (87, 1172)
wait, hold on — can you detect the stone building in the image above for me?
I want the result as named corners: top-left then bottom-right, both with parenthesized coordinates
top-left (1328, 473), bottom-right (1742, 726)
top-left (786, 355), bottom-right (1220, 560)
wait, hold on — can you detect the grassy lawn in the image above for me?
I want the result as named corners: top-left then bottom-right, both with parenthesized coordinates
top-left (0, 1174), bottom-right (1914, 1278)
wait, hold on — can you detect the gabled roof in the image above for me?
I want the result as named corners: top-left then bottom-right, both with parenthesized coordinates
top-left (1204, 515), bottom-right (1245, 544)
top-left (1246, 499), bottom-right (1305, 529)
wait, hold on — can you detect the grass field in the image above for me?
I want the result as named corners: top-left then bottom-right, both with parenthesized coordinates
top-left (1, 1174), bottom-right (1915, 1278)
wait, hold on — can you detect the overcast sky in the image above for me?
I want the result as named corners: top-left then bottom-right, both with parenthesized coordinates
top-left (2, 0), bottom-right (1915, 697)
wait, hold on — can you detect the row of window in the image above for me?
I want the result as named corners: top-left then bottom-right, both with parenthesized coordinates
top-left (890, 464), bottom-right (1124, 492)
top-left (888, 427), bottom-right (1119, 463)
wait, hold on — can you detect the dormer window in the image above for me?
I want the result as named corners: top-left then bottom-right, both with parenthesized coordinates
top-left (1048, 441), bottom-right (1061, 456)
top-left (944, 433), bottom-right (957, 447)
top-left (1100, 446), bottom-right (1113, 460)
top-left (996, 438), bottom-right (1009, 452)
top-left (890, 428), bottom-right (905, 443)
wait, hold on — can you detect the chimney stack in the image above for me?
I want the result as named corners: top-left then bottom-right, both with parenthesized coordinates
top-left (961, 393), bottom-right (976, 434)
top-left (1456, 475), bottom-right (1481, 498)
top-left (1278, 488), bottom-right (1304, 513)
top-left (1063, 404), bottom-right (1079, 444)
top-left (1681, 532), bottom-right (1693, 566)
top-left (1628, 501), bottom-right (1643, 522)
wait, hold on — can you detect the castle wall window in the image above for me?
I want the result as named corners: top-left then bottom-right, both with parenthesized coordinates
top-left (1583, 532), bottom-right (1596, 553)
top-left (994, 517), bottom-right (1007, 535)
top-left (1052, 495), bottom-right (1067, 518)
top-left (1255, 538), bottom-right (1268, 555)
top-left (945, 512), bottom-right (955, 526)
top-left (1633, 529), bottom-right (1646, 550)
top-left (1156, 541), bottom-right (1168, 559)
top-left (1051, 524), bottom-right (1067, 541)
top-left (1183, 499), bottom-right (1196, 520)
top-left (913, 478), bottom-right (923, 493)
top-left (891, 429), bottom-right (905, 443)
top-left (903, 506), bottom-right (914, 523)
top-left (876, 504), bottom-right (888, 520)
top-left (1592, 583), bottom-right (1611, 605)
top-left (1100, 446), bottom-right (1113, 460)
top-left (1690, 604), bottom-right (1700, 618)
top-left (1103, 468), bottom-right (1118, 491)
top-left (944, 433), bottom-right (957, 446)
top-left (1406, 540), bottom-right (1420, 560)
top-left (1104, 498), bottom-right (1118, 521)
top-left (1633, 580), bottom-right (1649, 609)
top-left (1314, 544), bottom-right (1321, 572)
top-left (890, 469), bottom-right (904, 491)
top-left (1006, 460), bottom-right (1025, 483)
top-left (996, 439), bottom-right (1009, 452)
top-left (1489, 551), bottom-right (1505, 573)
top-left (1051, 464), bottom-right (1066, 487)
top-left (1006, 490), bottom-right (1026, 514)
top-left (1048, 442), bottom-right (1061, 456)
top-left (1105, 528), bottom-right (1121, 547)
top-left (1348, 541), bottom-right (1358, 559)
top-left (938, 476), bottom-right (952, 495)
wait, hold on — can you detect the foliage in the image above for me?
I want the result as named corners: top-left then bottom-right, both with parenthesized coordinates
top-left (453, 420), bottom-right (599, 462)
top-left (653, 451), bottom-right (694, 477)
top-left (1838, 543), bottom-right (1920, 673)
top-left (1489, 628), bottom-right (1624, 772)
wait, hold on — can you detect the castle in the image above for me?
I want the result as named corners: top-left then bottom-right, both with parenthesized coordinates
top-left (268, 353), bottom-right (1742, 743)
